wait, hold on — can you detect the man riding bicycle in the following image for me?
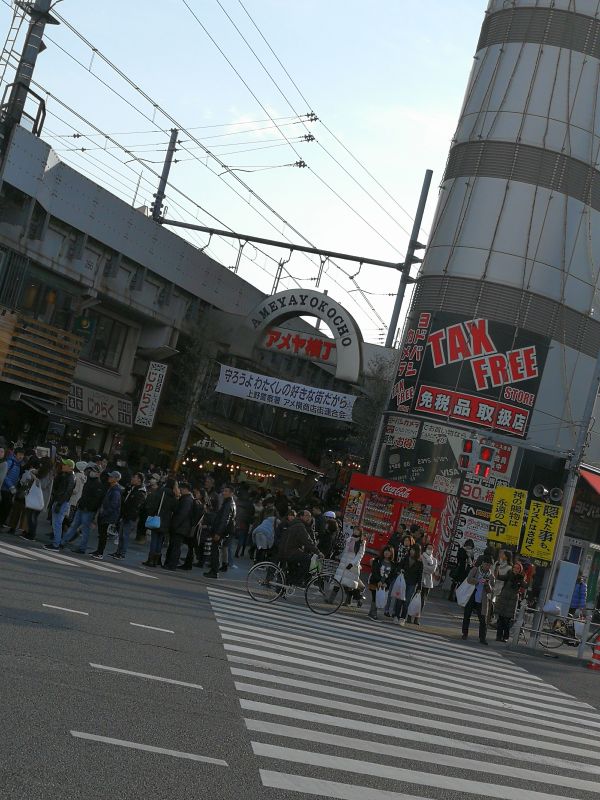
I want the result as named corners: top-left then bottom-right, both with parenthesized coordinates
top-left (278, 509), bottom-right (323, 584)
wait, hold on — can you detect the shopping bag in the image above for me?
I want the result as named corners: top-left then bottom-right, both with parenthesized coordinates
top-left (390, 573), bottom-right (406, 600)
top-left (24, 479), bottom-right (45, 511)
top-left (455, 579), bottom-right (475, 607)
top-left (375, 588), bottom-right (388, 609)
top-left (407, 591), bottom-right (422, 618)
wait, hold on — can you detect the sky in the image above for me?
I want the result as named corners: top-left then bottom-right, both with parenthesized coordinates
top-left (0, 0), bottom-right (487, 344)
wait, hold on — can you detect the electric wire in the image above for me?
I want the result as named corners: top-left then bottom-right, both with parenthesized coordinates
top-left (33, 23), bottom-right (387, 327)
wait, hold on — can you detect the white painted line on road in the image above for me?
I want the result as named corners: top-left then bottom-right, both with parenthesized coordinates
top-left (229, 657), bottom-right (600, 734)
top-left (129, 622), bottom-right (174, 634)
top-left (70, 731), bottom-right (228, 765)
top-left (0, 541), bottom-right (118, 572)
top-left (90, 663), bottom-right (202, 689)
top-left (102, 564), bottom-right (159, 580)
top-left (242, 700), bottom-right (600, 778)
top-left (252, 742), bottom-right (575, 800)
top-left (42, 603), bottom-right (89, 616)
top-left (0, 542), bottom-right (77, 566)
top-left (260, 770), bottom-right (424, 800)
top-left (0, 545), bottom-right (35, 560)
top-left (43, 550), bottom-right (120, 573)
top-left (234, 667), bottom-right (600, 738)
top-left (246, 718), bottom-right (600, 794)
top-left (236, 683), bottom-right (600, 760)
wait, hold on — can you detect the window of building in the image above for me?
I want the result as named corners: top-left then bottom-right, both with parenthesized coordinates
top-left (18, 271), bottom-right (75, 329)
top-left (79, 310), bottom-right (128, 371)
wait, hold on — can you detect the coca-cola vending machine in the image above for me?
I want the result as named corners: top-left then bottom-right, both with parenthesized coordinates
top-left (344, 473), bottom-right (457, 575)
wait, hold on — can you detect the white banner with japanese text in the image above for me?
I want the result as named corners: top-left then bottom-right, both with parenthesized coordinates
top-left (216, 364), bottom-right (356, 422)
top-left (134, 361), bottom-right (168, 428)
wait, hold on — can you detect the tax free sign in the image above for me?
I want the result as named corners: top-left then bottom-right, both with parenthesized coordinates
top-left (389, 311), bottom-right (550, 438)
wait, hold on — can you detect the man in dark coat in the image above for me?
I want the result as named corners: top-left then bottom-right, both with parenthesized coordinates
top-left (62, 463), bottom-right (105, 553)
top-left (45, 458), bottom-right (76, 551)
top-left (164, 482), bottom-right (194, 570)
top-left (204, 485), bottom-right (236, 579)
top-left (91, 471), bottom-right (122, 559)
top-left (278, 509), bottom-right (321, 583)
top-left (111, 472), bottom-right (146, 559)
top-left (448, 539), bottom-right (475, 601)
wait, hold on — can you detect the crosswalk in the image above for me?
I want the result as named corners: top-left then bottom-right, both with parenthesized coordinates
top-left (0, 538), bottom-right (158, 579)
top-left (208, 587), bottom-right (600, 800)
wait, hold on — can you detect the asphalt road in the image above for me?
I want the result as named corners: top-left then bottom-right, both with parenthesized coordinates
top-left (1, 530), bottom-right (600, 800)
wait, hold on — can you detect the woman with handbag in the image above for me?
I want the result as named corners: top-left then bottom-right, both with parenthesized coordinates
top-left (394, 544), bottom-right (423, 626)
top-left (142, 478), bottom-right (177, 567)
top-left (367, 545), bottom-right (397, 622)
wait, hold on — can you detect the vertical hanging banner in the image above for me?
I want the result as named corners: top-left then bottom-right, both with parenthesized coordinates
top-left (520, 500), bottom-right (563, 563)
top-left (488, 486), bottom-right (527, 545)
top-left (135, 361), bottom-right (168, 428)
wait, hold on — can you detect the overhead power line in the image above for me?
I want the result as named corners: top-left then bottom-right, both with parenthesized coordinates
top-left (234, 0), bottom-right (426, 238)
top-left (41, 10), bottom-right (388, 327)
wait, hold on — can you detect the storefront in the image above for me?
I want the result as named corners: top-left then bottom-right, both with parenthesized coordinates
top-left (563, 467), bottom-right (600, 611)
top-left (344, 473), bottom-right (456, 571)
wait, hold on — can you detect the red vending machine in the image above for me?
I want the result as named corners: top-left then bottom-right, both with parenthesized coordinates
top-left (343, 473), bottom-right (456, 574)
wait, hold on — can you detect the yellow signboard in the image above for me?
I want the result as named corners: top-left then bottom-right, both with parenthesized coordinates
top-left (488, 487), bottom-right (527, 546)
top-left (520, 500), bottom-right (563, 563)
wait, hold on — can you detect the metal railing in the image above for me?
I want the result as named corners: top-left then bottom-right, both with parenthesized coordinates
top-left (509, 604), bottom-right (600, 660)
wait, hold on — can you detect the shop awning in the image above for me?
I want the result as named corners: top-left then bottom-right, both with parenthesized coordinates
top-left (580, 467), bottom-right (600, 496)
top-left (197, 425), bottom-right (304, 476)
top-left (272, 442), bottom-right (323, 475)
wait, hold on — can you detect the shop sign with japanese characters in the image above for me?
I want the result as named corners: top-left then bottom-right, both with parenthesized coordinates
top-left (66, 383), bottom-right (133, 427)
top-left (216, 364), bottom-right (357, 422)
top-left (134, 361), bottom-right (168, 429)
top-left (520, 500), bottom-right (563, 563)
top-left (385, 420), bottom-right (517, 498)
top-left (261, 327), bottom-right (337, 366)
top-left (388, 311), bottom-right (549, 437)
top-left (488, 486), bottom-right (527, 546)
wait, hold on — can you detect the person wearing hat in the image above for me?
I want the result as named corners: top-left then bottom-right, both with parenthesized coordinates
top-left (91, 471), bottom-right (122, 560)
top-left (45, 459), bottom-right (76, 550)
top-left (61, 463), bottom-right (105, 553)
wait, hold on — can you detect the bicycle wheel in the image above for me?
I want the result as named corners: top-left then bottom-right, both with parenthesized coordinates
top-left (305, 573), bottom-right (344, 615)
top-left (539, 618), bottom-right (565, 649)
top-left (247, 561), bottom-right (286, 603)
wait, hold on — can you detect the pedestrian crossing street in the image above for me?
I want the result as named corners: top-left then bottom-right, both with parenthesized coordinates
top-left (208, 587), bottom-right (600, 800)
top-left (0, 538), bottom-right (158, 579)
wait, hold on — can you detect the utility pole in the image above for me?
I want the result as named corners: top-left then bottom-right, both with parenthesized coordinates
top-left (385, 169), bottom-right (432, 348)
top-left (151, 128), bottom-right (178, 221)
top-left (0, 0), bottom-right (58, 157)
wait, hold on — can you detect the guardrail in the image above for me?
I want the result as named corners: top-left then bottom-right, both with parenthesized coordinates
top-left (509, 604), bottom-right (600, 659)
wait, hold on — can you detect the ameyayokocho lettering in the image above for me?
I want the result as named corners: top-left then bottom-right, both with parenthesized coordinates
top-left (251, 292), bottom-right (354, 347)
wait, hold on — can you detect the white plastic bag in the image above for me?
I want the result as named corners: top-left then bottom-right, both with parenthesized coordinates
top-left (391, 573), bottom-right (406, 600)
top-left (24, 479), bottom-right (45, 511)
top-left (407, 591), bottom-right (422, 618)
top-left (375, 588), bottom-right (388, 609)
top-left (455, 579), bottom-right (475, 607)
top-left (543, 601), bottom-right (561, 616)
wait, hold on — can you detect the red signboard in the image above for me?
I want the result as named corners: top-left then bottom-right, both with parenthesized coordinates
top-left (414, 385), bottom-right (529, 436)
top-left (261, 327), bottom-right (337, 364)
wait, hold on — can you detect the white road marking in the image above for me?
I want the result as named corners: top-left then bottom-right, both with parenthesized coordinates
top-left (69, 731), bottom-right (227, 765)
top-left (100, 563), bottom-right (159, 579)
top-left (245, 718), bottom-right (600, 793)
top-left (260, 770), bottom-right (427, 800)
top-left (228, 655), bottom-right (600, 733)
top-left (41, 550), bottom-right (120, 573)
top-left (236, 684), bottom-right (600, 760)
top-left (90, 663), bottom-right (202, 689)
top-left (42, 603), bottom-right (89, 616)
top-left (241, 700), bottom-right (600, 778)
top-left (0, 541), bottom-right (117, 572)
top-left (223, 640), bottom-right (585, 719)
top-left (215, 611), bottom-right (536, 694)
top-left (252, 742), bottom-right (580, 800)
top-left (0, 545), bottom-right (35, 560)
top-left (129, 622), bottom-right (174, 634)
top-left (233, 667), bottom-right (600, 737)
top-left (217, 617), bottom-right (548, 690)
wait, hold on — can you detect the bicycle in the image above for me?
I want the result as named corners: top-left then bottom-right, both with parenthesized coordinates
top-left (519, 609), bottom-right (600, 649)
top-left (246, 557), bottom-right (345, 615)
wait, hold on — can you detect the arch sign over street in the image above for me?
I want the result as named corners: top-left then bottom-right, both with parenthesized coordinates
top-left (246, 289), bottom-right (363, 383)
